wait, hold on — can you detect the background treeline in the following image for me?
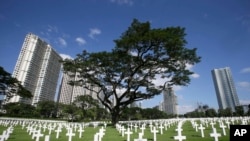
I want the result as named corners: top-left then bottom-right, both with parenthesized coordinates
top-left (1, 97), bottom-right (175, 121)
top-left (184, 105), bottom-right (250, 118)
top-left (2, 99), bottom-right (249, 122)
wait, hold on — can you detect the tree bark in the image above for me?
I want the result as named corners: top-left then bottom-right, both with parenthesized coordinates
top-left (111, 107), bottom-right (120, 126)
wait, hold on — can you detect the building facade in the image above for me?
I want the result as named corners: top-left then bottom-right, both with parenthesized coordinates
top-left (8, 33), bottom-right (62, 105)
top-left (211, 67), bottom-right (240, 111)
top-left (58, 72), bottom-right (100, 105)
top-left (162, 87), bottom-right (178, 115)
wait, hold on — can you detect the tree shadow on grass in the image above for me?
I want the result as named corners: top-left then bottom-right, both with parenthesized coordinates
top-left (191, 134), bottom-right (201, 137)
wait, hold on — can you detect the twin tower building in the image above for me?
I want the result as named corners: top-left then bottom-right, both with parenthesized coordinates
top-left (7, 33), bottom-right (240, 112)
top-left (7, 33), bottom-right (98, 106)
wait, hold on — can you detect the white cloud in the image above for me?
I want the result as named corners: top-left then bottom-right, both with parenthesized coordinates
top-left (240, 67), bottom-right (250, 73)
top-left (237, 81), bottom-right (250, 91)
top-left (75, 37), bottom-right (86, 46)
top-left (177, 105), bottom-right (195, 114)
top-left (58, 37), bottom-right (67, 46)
top-left (173, 85), bottom-right (183, 91)
top-left (191, 73), bottom-right (200, 78)
top-left (47, 25), bottom-right (58, 33)
top-left (240, 100), bottom-right (250, 105)
top-left (88, 28), bottom-right (101, 39)
top-left (110, 0), bottom-right (133, 5)
top-left (186, 63), bottom-right (200, 79)
top-left (60, 54), bottom-right (73, 60)
top-left (185, 63), bottom-right (193, 70)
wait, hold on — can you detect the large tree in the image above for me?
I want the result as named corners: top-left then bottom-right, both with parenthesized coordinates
top-left (0, 66), bottom-right (32, 102)
top-left (36, 100), bottom-right (57, 118)
top-left (62, 19), bottom-right (201, 125)
top-left (73, 95), bottom-right (99, 120)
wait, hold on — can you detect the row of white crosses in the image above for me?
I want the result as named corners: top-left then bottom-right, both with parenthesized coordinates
top-left (0, 117), bottom-right (249, 141)
top-left (116, 119), bottom-right (181, 141)
top-left (191, 118), bottom-right (235, 141)
top-left (0, 119), bottom-right (100, 141)
top-left (0, 126), bottom-right (13, 141)
top-left (94, 126), bottom-right (106, 141)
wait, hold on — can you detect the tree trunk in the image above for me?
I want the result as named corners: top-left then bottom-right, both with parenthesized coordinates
top-left (111, 108), bottom-right (120, 126)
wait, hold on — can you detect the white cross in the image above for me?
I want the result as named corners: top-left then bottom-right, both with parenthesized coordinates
top-left (55, 127), bottom-right (62, 139)
top-left (74, 124), bottom-right (78, 132)
top-left (174, 121), bottom-right (186, 141)
top-left (29, 127), bottom-right (36, 136)
top-left (205, 120), bottom-right (209, 127)
top-left (225, 121), bottom-right (230, 129)
top-left (175, 127), bottom-right (183, 135)
top-left (26, 126), bottom-right (32, 134)
top-left (134, 124), bottom-right (138, 132)
top-left (220, 123), bottom-right (227, 136)
top-left (7, 126), bottom-right (13, 134)
top-left (231, 119), bottom-right (235, 125)
top-left (125, 128), bottom-right (133, 141)
top-left (66, 128), bottom-right (75, 141)
top-left (78, 126), bottom-right (84, 138)
top-left (0, 130), bottom-right (10, 141)
top-left (43, 125), bottom-right (47, 132)
top-left (151, 127), bottom-right (158, 141)
top-left (129, 123), bottom-right (133, 130)
top-left (210, 122), bottom-right (215, 129)
top-left (158, 124), bottom-right (164, 134)
top-left (121, 126), bottom-right (126, 137)
top-left (33, 130), bottom-right (44, 141)
top-left (210, 128), bottom-right (221, 141)
top-left (94, 133), bottom-right (100, 141)
top-left (164, 122), bottom-right (168, 130)
top-left (194, 122), bottom-right (198, 132)
top-left (198, 124), bottom-right (205, 138)
top-left (149, 123), bottom-right (153, 132)
top-left (44, 135), bottom-right (50, 141)
top-left (134, 133), bottom-right (147, 141)
top-left (174, 132), bottom-right (186, 141)
top-left (38, 124), bottom-right (42, 131)
top-left (140, 125), bottom-right (146, 136)
top-left (99, 128), bottom-right (105, 141)
top-left (22, 123), bottom-right (26, 129)
top-left (47, 125), bottom-right (54, 135)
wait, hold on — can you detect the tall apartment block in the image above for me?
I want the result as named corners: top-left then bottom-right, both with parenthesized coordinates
top-left (211, 67), bottom-right (240, 111)
top-left (162, 87), bottom-right (178, 115)
top-left (58, 72), bottom-right (100, 105)
top-left (8, 33), bottom-right (62, 105)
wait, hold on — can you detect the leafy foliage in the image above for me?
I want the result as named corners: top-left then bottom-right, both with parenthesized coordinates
top-left (73, 95), bottom-right (101, 120)
top-left (3, 102), bottom-right (38, 117)
top-left (36, 100), bottom-right (57, 118)
top-left (0, 66), bottom-right (32, 102)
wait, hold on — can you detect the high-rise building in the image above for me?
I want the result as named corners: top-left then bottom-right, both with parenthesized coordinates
top-left (211, 67), bottom-right (240, 111)
top-left (162, 87), bottom-right (178, 115)
top-left (8, 33), bottom-right (62, 105)
top-left (58, 72), bottom-right (100, 105)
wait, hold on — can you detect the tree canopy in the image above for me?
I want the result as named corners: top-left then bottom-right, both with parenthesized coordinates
top-left (62, 19), bottom-right (201, 125)
top-left (0, 66), bottom-right (32, 102)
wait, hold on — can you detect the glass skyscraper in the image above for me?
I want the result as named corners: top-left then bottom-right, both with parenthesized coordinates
top-left (162, 87), bottom-right (178, 115)
top-left (8, 33), bottom-right (62, 105)
top-left (211, 67), bottom-right (240, 111)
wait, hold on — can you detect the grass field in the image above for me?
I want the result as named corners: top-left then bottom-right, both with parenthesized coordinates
top-left (0, 118), bottom-right (247, 141)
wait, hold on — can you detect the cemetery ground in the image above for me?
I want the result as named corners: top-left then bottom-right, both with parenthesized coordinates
top-left (0, 117), bottom-right (249, 141)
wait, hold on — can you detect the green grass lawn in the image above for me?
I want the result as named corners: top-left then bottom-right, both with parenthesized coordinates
top-left (0, 118), bottom-right (247, 141)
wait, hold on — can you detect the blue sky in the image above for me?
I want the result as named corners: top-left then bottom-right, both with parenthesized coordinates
top-left (0, 0), bottom-right (250, 114)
